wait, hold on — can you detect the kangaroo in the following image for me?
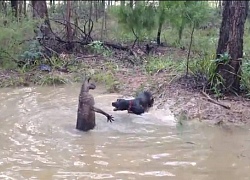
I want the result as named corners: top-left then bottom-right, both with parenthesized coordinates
top-left (76, 77), bottom-right (114, 131)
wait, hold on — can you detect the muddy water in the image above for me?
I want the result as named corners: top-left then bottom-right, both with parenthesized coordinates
top-left (0, 84), bottom-right (250, 180)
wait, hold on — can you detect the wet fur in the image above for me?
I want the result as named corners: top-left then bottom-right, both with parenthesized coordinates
top-left (76, 78), bottom-right (114, 131)
top-left (111, 91), bottom-right (154, 115)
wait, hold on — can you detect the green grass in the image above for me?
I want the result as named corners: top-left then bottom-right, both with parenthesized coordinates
top-left (33, 73), bottom-right (69, 86)
top-left (144, 56), bottom-right (186, 74)
top-left (241, 58), bottom-right (250, 95)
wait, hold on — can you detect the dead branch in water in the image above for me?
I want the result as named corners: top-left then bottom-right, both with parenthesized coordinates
top-left (201, 91), bottom-right (231, 109)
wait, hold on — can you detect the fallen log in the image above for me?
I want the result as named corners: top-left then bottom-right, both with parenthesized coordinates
top-left (103, 41), bottom-right (130, 51)
top-left (201, 91), bottom-right (231, 109)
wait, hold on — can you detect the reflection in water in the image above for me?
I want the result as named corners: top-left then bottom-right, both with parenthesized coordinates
top-left (0, 84), bottom-right (250, 179)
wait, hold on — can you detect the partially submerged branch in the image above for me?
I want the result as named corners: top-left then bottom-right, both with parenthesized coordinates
top-left (201, 90), bottom-right (231, 109)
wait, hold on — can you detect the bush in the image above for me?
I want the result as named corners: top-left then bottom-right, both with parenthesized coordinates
top-left (0, 16), bottom-right (40, 69)
top-left (241, 58), bottom-right (250, 94)
top-left (144, 56), bottom-right (186, 74)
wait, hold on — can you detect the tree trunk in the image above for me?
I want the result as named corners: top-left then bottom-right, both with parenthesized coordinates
top-left (186, 23), bottom-right (195, 76)
top-left (3, 1), bottom-right (7, 16)
top-left (216, 1), bottom-right (231, 58)
top-left (89, 0), bottom-right (93, 33)
top-left (218, 0), bottom-right (222, 15)
top-left (73, 8), bottom-right (78, 38)
top-left (11, 0), bottom-right (18, 17)
top-left (121, 0), bottom-right (125, 7)
top-left (177, 22), bottom-right (184, 45)
top-left (32, 0), bottom-right (49, 19)
top-left (130, 0), bottom-right (133, 8)
top-left (101, 0), bottom-right (106, 41)
top-left (50, 0), bottom-right (55, 13)
top-left (0, 1), bottom-right (5, 14)
top-left (95, 1), bottom-right (98, 22)
top-left (31, 0), bottom-right (52, 37)
top-left (216, 1), bottom-right (248, 94)
top-left (23, 0), bottom-right (26, 17)
top-left (18, 1), bottom-right (23, 19)
top-left (66, 0), bottom-right (74, 50)
top-left (156, 21), bottom-right (163, 45)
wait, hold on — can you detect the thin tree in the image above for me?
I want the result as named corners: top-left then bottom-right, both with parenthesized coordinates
top-left (23, 0), bottom-right (26, 17)
top-left (66, 0), bottom-right (74, 50)
top-left (11, 0), bottom-right (18, 17)
top-left (101, 0), bottom-right (106, 41)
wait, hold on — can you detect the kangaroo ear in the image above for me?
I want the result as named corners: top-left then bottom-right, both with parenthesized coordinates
top-left (87, 77), bottom-right (91, 83)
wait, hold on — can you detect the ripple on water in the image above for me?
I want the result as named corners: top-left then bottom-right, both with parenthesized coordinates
top-left (151, 153), bottom-right (170, 159)
top-left (73, 161), bottom-right (86, 167)
top-left (139, 171), bottom-right (175, 177)
top-left (94, 161), bottom-right (109, 166)
top-left (163, 161), bottom-right (197, 166)
top-left (115, 171), bottom-right (137, 175)
top-left (53, 172), bottom-right (114, 179)
top-left (0, 175), bottom-right (17, 180)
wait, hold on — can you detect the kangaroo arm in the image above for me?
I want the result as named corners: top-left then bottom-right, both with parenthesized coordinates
top-left (91, 106), bottom-right (114, 123)
top-left (91, 106), bottom-right (109, 117)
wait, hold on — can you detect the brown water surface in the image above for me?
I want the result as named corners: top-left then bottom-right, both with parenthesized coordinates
top-left (0, 84), bottom-right (250, 180)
